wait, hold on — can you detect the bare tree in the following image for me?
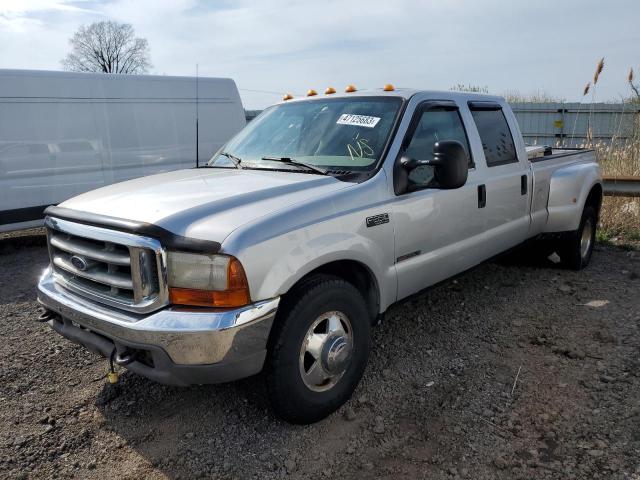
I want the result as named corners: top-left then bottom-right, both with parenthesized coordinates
top-left (62, 21), bottom-right (151, 74)
top-left (501, 89), bottom-right (565, 103)
top-left (450, 83), bottom-right (489, 94)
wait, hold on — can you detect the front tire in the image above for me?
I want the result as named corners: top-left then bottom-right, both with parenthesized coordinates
top-left (265, 275), bottom-right (371, 424)
top-left (559, 205), bottom-right (597, 270)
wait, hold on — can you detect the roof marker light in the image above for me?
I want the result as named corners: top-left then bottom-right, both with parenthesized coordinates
top-left (282, 93), bottom-right (294, 101)
top-left (383, 84), bottom-right (395, 91)
top-left (345, 84), bottom-right (357, 93)
top-left (307, 89), bottom-right (317, 96)
top-left (325, 86), bottom-right (336, 94)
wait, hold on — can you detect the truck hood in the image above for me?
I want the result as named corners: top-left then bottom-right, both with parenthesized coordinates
top-left (60, 168), bottom-right (354, 244)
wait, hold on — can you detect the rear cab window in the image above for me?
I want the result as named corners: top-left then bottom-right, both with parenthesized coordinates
top-left (468, 102), bottom-right (518, 167)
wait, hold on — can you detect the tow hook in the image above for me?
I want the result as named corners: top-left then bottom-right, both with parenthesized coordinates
top-left (37, 307), bottom-right (60, 323)
top-left (114, 350), bottom-right (137, 366)
top-left (106, 348), bottom-right (137, 384)
top-left (107, 349), bottom-right (120, 384)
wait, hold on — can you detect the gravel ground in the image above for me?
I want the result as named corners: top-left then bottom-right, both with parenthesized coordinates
top-left (0, 233), bottom-right (639, 480)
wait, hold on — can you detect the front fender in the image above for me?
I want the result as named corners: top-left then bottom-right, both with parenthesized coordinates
top-left (221, 171), bottom-right (397, 313)
top-left (239, 227), bottom-right (395, 314)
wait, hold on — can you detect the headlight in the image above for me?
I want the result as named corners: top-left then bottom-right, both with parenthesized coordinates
top-left (167, 252), bottom-right (250, 308)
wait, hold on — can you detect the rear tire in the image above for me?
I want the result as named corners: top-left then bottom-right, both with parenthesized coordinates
top-left (559, 205), bottom-right (597, 270)
top-left (265, 275), bottom-right (371, 424)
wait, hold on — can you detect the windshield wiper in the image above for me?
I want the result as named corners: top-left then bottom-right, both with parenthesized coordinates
top-left (219, 151), bottom-right (243, 169)
top-left (261, 156), bottom-right (328, 175)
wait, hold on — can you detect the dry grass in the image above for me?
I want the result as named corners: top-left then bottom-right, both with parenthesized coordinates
top-left (595, 137), bottom-right (640, 239)
top-left (593, 58), bottom-right (605, 85)
top-left (557, 127), bottom-right (640, 239)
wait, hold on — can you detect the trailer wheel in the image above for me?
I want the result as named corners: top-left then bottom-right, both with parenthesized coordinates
top-left (559, 205), bottom-right (597, 270)
top-left (265, 275), bottom-right (371, 424)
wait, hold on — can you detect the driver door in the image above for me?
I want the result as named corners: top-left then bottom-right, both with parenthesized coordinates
top-left (392, 101), bottom-right (487, 300)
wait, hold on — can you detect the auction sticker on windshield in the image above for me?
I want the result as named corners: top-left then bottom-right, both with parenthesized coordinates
top-left (337, 114), bottom-right (381, 128)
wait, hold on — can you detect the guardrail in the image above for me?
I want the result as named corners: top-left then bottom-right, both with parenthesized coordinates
top-left (603, 176), bottom-right (640, 197)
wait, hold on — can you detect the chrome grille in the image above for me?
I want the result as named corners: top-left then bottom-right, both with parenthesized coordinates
top-left (45, 217), bottom-right (168, 314)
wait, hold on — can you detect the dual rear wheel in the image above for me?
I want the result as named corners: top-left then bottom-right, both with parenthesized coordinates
top-left (558, 205), bottom-right (597, 270)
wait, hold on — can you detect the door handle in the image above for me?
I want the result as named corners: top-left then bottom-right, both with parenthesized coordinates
top-left (521, 175), bottom-right (528, 195)
top-left (477, 184), bottom-right (486, 208)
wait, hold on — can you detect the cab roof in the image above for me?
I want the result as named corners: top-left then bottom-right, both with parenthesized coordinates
top-left (280, 88), bottom-right (505, 104)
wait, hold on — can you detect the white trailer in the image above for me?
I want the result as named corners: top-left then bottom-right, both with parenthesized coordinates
top-left (0, 69), bottom-right (245, 232)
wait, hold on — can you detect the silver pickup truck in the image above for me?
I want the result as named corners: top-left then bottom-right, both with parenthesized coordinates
top-left (37, 87), bottom-right (602, 424)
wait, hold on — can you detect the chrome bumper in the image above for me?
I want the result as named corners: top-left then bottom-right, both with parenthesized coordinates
top-left (37, 267), bottom-right (279, 385)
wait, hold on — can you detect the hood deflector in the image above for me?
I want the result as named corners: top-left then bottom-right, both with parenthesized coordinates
top-left (44, 206), bottom-right (221, 254)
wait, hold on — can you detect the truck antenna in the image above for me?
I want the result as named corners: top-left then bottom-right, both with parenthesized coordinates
top-left (195, 63), bottom-right (199, 168)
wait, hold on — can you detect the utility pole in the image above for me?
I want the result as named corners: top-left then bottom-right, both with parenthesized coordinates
top-left (195, 63), bottom-right (199, 168)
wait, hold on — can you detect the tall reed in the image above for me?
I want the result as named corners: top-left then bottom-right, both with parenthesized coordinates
top-left (567, 58), bottom-right (640, 239)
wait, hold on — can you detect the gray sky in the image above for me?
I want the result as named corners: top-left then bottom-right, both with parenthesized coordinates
top-left (1, 0), bottom-right (638, 108)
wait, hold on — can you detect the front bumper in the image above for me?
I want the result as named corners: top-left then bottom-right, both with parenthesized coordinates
top-left (37, 268), bottom-right (279, 386)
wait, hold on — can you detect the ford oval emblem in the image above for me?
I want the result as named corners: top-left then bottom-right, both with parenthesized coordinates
top-left (70, 255), bottom-right (88, 271)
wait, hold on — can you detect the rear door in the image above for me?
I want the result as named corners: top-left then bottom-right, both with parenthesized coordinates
top-left (467, 102), bottom-right (531, 256)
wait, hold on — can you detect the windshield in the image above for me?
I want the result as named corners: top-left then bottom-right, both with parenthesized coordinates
top-left (208, 96), bottom-right (403, 172)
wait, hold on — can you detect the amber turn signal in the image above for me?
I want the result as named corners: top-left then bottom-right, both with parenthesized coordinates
top-left (169, 257), bottom-right (251, 308)
top-left (325, 86), bottom-right (336, 94)
top-left (169, 287), bottom-right (250, 308)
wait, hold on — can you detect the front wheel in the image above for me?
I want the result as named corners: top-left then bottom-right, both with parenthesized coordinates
top-left (559, 205), bottom-right (597, 270)
top-left (265, 275), bottom-right (371, 424)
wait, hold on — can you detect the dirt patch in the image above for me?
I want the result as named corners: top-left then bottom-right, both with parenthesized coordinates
top-left (1, 236), bottom-right (639, 479)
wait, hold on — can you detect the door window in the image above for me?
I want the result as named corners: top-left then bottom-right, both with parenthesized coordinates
top-left (404, 108), bottom-right (472, 188)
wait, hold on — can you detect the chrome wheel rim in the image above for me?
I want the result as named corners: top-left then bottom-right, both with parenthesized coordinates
top-left (580, 218), bottom-right (593, 259)
top-left (299, 311), bottom-right (353, 392)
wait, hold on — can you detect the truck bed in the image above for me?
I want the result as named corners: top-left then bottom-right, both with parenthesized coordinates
top-left (527, 146), bottom-right (594, 162)
top-left (527, 147), bottom-right (599, 234)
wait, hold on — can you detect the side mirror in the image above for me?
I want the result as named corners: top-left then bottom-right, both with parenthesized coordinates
top-left (430, 140), bottom-right (469, 189)
top-left (399, 140), bottom-right (469, 190)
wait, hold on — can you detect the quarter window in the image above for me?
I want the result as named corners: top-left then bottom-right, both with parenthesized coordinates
top-left (469, 108), bottom-right (517, 167)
